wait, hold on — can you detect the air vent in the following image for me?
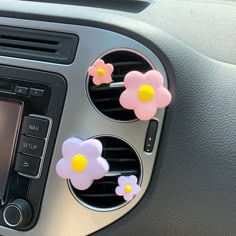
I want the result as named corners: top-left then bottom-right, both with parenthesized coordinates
top-left (0, 26), bottom-right (78, 64)
top-left (87, 50), bottom-right (153, 121)
top-left (70, 136), bottom-right (142, 210)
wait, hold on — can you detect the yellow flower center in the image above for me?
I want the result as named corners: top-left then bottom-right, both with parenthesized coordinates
top-left (124, 185), bottom-right (133, 193)
top-left (138, 84), bottom-right (155, 102)
top-left (97, 68), bottom-right (105, 76)
top-left (71, 154), bottom-right (88, 173)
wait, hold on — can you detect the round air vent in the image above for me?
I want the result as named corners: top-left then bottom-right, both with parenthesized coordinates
top-left (69, 136), bottom-right (142, 210)
top-left (87, 50), bottom-right (154, 121)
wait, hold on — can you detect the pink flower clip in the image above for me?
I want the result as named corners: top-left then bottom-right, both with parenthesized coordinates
top-left (88, 59), bottom-right (114, 85)
top-left (119, 70), bottom-right (172, 121)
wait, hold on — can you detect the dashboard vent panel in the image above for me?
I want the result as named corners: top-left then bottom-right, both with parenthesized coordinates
top-left (0, 26), bottom-right (78, 64)
top-left (70, 136), bottom-right (142, 209)
top-left (88, 50), bottom-right (153, 121)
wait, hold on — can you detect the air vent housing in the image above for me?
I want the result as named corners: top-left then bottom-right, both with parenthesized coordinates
top-left (0, 26), bottom-right (78, 64)
top-left (70, 136), bottom-right (142, 210)
top-left (87, 50), bottom-right (153, 121)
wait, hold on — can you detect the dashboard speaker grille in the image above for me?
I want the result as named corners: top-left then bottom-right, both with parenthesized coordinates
top-left (88, 50), bottom-right (153, 121)
top-left (70, 136), bottom-right (142, 210)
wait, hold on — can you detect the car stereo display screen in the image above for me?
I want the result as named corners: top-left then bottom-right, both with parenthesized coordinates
top-left (0, 99), bottom-right (23, 200)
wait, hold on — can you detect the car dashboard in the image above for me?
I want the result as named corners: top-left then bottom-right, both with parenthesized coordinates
top-left (0, 0), bottom-right (235, 235)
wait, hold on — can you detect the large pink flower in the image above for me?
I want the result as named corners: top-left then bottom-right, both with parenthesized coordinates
top-left (88, 59), bottom-right (114, 85)
top-left (119, 70), bottom-right (172, 121)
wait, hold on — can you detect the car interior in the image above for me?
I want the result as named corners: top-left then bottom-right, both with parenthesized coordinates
top-left (0, 0), bottom-right (235, 235)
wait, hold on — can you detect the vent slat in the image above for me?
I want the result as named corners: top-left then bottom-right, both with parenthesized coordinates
top-left (0, 35), bottom-right (59, 45)
top-left (106, 158), bottom-right (137, 162)
top-left (77, 193), bottom-right (117, 198)
top-left (100, 107), bottom-right (127, 113)
top-left (0, 42), bottom-right (57, 54)
top-left (0, 38), bottom-right (59, 51)
top-left (111, 75), bottom-right (125, 79)
top-left (105, 170), bottom-right (138, 177)
top-left (103, 147), bottom-right (130, 151)
top-left (92, 181), bottom-right (118, 185)
top-left (112, 61), bottom-right (144, 67)
top-left (93, 97), bottom-right (119, 103)
top-left (0, 26), bottom-right (78, 64)
top-left (71, 136), bottom-right (141, 209)
top-left (88, 50), bottom-right (153, 121)
top-left (90, 85), bottom-right (124, 92)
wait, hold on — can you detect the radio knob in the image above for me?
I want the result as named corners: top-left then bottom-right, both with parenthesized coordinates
top-left (3, 199), bottom-right (32, 228)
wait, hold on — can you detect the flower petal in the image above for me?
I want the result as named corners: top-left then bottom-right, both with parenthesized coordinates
top-left (124, 193), bottom-right (135, 201)
top-left (128, 175), bottom-right (138, 185)
top-left (95, 59), bottom-right (105, 68)
top-left (124, 71), bottom-right (145, 89)
top-left (144, 70), bottom-right (164, 89)
top-left (62, 138), bottom-right (83, 159)
top-left (102, 74), bottom-right (112, 84)
top-left (88, 66), bottom-right (97, 76)
top-left (106, 63), bottom-right (114, 74)
top-left (86, 157), bottom-right (109, 180)
top-left (56, 158), bottom-right (71, 179)
top-left (132, 185), bottom-right (141, 195)
top-left (70, 172), bottom-right (93, 191)
top-left (97, 157), bottom-right (110, 173)
top-left (134, 102), bottom-right (157, 121)
top-left (79, 139), bottom-right (103, 160)
top-left (115, 186), bottom-right (125, 196)
top-left (92, 76), bottom-right (102, 86)
top-left (119, 89), bottom-right (138, 110)
top-left (118, 176), bottom-right (129, 186)
top-left (154, 87), bottom-right (172, 108)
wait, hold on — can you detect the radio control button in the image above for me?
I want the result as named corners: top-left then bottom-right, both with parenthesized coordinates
top-left (29, 88), bottom-right (44, 97)
top-left (3, 199), bottom-right (32, 227)
top-left (14, 154), bottom-right (41, 177)
top-left (14, 86), bottom-right (29, 96)
top-left (21, 116), bottom-right (49, 138)
top-left (18, 136), bottom-right (45, 158)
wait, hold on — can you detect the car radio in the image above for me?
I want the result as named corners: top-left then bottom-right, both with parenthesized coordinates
top-left (0, 64), bottom-right (66, 230)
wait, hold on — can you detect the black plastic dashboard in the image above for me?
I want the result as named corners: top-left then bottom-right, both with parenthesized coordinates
top-left (0, 0), bottom-right (235, 236)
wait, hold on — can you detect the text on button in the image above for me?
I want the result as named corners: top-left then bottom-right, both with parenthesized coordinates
top-left (18, 136), bottom-right (45, 158)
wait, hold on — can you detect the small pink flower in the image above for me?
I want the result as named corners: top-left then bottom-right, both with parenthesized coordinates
top-left (119, 70), bottom-right (172, 121)
top-left (115, 175), bottom-right (141, 201)
top-left (56, 138), bottom-right (109, 191)
top-left (88, 59), bottom-right (114, 85)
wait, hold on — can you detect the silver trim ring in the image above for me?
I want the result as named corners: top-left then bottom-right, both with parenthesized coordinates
top-left (85, 48), bottom-right (155, 123)
top-left (68, 134), bottom-right (143, 212)
top-left (3, 204), bottom-right (23, 227)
